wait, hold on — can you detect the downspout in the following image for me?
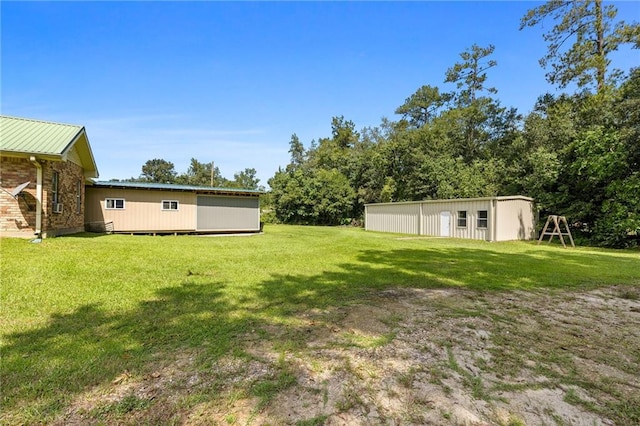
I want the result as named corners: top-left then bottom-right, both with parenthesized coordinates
top-left (29, 156), bottom-right (43, 237)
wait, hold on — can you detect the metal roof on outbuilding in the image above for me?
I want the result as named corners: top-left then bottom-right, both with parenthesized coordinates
top-left (365, 195), bottom-right (534, 207)
top-left (89, 180), bottom-right (263, 195)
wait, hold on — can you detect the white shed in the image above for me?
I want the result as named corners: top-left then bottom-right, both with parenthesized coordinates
top-left (365, 196), bottom-right (536, 242)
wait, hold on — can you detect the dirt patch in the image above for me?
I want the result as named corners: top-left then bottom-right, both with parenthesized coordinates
top-left (55, 286), bottom-right (640, 425)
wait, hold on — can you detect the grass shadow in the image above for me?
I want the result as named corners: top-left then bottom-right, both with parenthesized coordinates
top-left (2, 232), bottom-right (638, 423)
top-left (254, 245), bottom-right (639, 322)
top-left (1, 282), bottom-right (245, 423)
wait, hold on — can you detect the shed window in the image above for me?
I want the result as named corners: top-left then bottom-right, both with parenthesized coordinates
top-left (106, 198), bottom-right (125, 209)
top-left (477, 210), bottom-right (488, 228)
top-left (162, 200), bottom-right (179, 211)
top-left (457, 211), bottom-right (467, 227)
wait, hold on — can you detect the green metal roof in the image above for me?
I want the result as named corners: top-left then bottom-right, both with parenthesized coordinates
top-left (91, 180), bottom-right (263, 195)
top-left (0, 115), bottom-right (99, 178)
top-left (0, 115), bottom-right (83, 154)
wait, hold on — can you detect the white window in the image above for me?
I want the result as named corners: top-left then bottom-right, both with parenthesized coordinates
top-left (457, 210), bottom-right (467, 227)
top-left (477, 210), bottom-right (488, 228)
top-left (106, 198), bottom-right (125, 209)
top-left (162, 200), bottom-right (179, 211)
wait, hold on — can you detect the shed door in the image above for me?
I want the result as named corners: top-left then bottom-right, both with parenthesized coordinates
top-left (197, 196), bottom-right (259, 231)
top-left (440, 211), bottom-right (451, 237)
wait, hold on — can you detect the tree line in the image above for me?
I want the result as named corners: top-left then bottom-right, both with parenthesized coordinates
top-left (267, 1), bottom-right (639, 248)
top-left (115, 158), bottom-right (263, 191)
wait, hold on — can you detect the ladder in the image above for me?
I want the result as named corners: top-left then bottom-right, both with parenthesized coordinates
top-left (538, 215), bottom-right (575, 248)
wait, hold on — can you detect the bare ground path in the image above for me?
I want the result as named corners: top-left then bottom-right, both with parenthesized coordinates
top-left (57, 285), bottom-right (640, 425)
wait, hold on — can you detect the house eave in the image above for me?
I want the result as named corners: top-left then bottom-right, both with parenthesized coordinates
top-left (1, 150), bottom-right (62, 162)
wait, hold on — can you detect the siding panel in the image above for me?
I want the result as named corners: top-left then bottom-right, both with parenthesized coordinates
top-left (495, 199), bottom-right (536, 241)
top-left (365, 203), bottom-right (420, 234)
top-left (85, 188), bottom-right (196, 232)
top-left (420, 200), bottom-right (492, 240)
top-left (197, 196), bottom-right (260, 231)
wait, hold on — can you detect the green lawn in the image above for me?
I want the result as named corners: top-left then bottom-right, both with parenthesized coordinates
top-left (1, 225), bottom-right (639, 424)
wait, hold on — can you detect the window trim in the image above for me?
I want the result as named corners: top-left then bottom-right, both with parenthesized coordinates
top-left (477, 210), bottom-right (488, 229)
top-left (161, 200), bottom-right (179, 211)
top-left (457, 210), bottom-right (467, 228)
top-left (105, 198), bottom-right (125, 210)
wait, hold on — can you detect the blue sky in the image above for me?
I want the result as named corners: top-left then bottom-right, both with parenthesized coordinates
top-left (2, 1), bottom-right (638, 187)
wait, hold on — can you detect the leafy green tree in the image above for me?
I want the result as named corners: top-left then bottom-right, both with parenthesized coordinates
top-left (268, 167), bottom-right (354, 225)
top-left (516, 70), bottom-right (640, 247)
top-left (443, 44), bottom-right (503, 162)
top-left (268, 168), bottom-right (308, 224)
top-left (140, 158), bottom-right (177, 183)
top-left (307, 116), bottom-right (361, 185)
top-left (308, 169), bottom-right (356, 225)
top-left (594, 175), bottom-right (640, 247)
top-left (591, 69), bottom-right (640, 247)
top-left (230, 168), bottom-right (260, 190)
top-left (445, 43), bottom-right (497, 104)
top-left (331, 116), bottom-right (359, 149)
top-left (176, 158), bottom-right (226, 186)
top-left (351, 125), bottom-right (392, 209)
top-left (520, 0), bottom-right (640, 92)
top-left (287, 133), bottom-right (306, 171)
top-left (395, 85), bottom-right (452, 128)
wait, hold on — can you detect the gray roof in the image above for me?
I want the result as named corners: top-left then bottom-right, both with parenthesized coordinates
top-left (90, 180), bottom-right (263, 195)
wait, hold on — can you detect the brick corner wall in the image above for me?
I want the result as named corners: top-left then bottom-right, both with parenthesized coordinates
top-left (0, 157), bottom-right (37, 233)
top-left (0, 157), bottom-right (87, 236)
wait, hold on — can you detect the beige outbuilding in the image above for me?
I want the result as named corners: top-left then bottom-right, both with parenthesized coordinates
top-left (85, 181), bottom-right (261, 235)
top-left (365, 196), bottom-right (536, 242)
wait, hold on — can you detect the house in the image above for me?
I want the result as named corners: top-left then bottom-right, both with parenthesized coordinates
top-left (1, 115), bottom-right (262, 238)
top-left (365, 196), bottom-right (536, 242)
top-left (0, 116), bottom-right (99, 238)
top-left (85, 181), bottom-right (261, 234)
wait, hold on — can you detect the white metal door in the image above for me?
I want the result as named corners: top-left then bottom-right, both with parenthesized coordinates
top-left (440, 211), bottom-right (451, 237)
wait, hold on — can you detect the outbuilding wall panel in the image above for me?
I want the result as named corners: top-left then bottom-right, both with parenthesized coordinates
top-left (85, 188), bottom-right (197, 232)
top-left (365, 203), bottom-right (420, 235)
top-left (196, 195), bottom-right (260, 231)
top-left (420, 200), bottom-right (492, 240)
top-left (495, 199), bottom-right (536, 241)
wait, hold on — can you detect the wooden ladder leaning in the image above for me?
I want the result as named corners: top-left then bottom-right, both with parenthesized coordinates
top-left (538, 215), bottom-right (575, 248)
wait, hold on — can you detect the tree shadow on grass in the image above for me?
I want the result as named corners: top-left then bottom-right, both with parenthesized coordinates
top-left (1, 281), bottom-right (244, 423)
top-left (2, 244), bottom-right (638, 423)
top-left (254, 245), bottom-right (639, 320)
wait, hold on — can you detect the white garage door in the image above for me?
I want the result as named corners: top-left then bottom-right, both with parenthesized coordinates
top-left (197, 196), bottom-right (260, 231)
